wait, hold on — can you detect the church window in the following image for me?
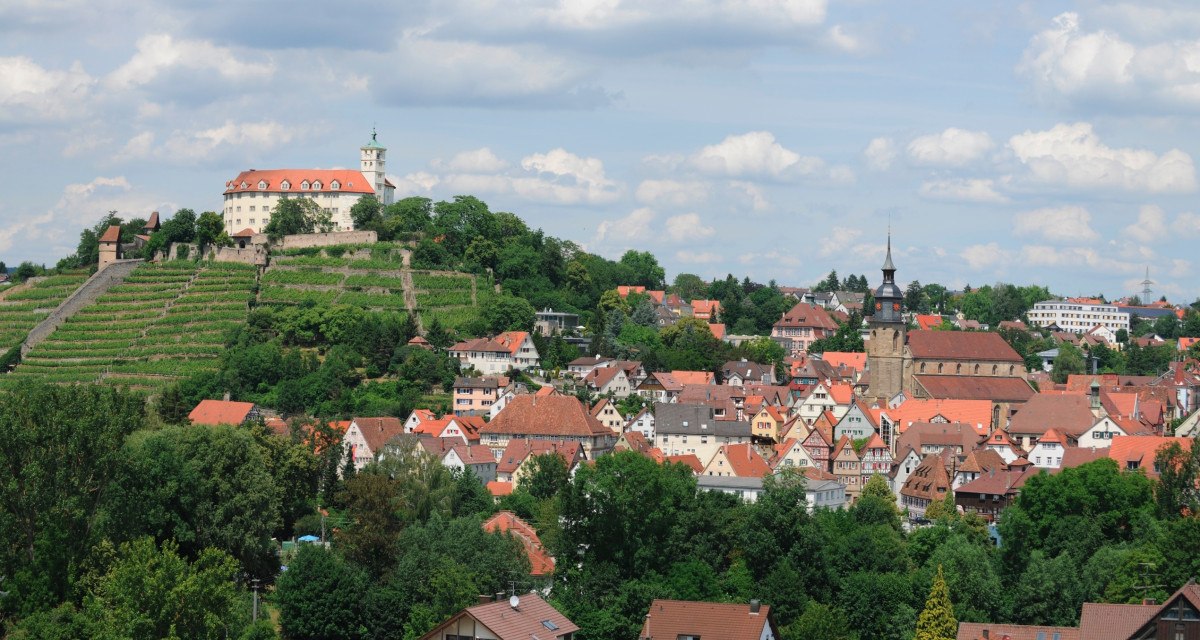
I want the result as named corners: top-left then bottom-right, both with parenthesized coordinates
top-left (938, 363), bottom-right (944, 373)
top-left (956, 364), bottom-right (962, 374)
top-left (992, 365), bottom-right (998, 375)
top-left (920, 363), bottom-right (926, 373)
top-left (975, 364), bottom-right (980, 374)
top-left (1009, 365), bottom-right (1015, 375)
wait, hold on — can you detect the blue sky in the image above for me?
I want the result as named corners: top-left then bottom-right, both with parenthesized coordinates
top-left (3, 0), bottom-right (1200, 301)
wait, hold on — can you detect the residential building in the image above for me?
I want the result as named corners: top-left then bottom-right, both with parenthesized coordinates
top-left (722, 359), bottom-right (777, 386)
top-left (535, 308), bottom-right (580, 336)
top-left (831, 436), bottom-right (863, 501)
top-left (482, 511), bottom-right (555, 587)
top-left (655, 403), bottom-right (752, 466)
top-left (772, 301), bottom-right (839, 356)
top-left (1029, 428), bottom-right (1070, 469)
top-left (954, 468), bottom-right (1030, 522)
top-left (452, 376), bottom-right (510, 416)
top-left (583, 366), bottom-right (632, 399)
top-left (626, 407), bottom-right (656, 439)
top-left (691, 299), bottom-right (721, 320)
top-left (188, 399), bottom-right (260, 426)
top-left (1007, 394), bottom-right (1097, 450)
top-left (899, 452), bottom-right (952, 519)
top-left (222, 131), bottom-right (395, 234)
top-left (449, 331), bottom-right (540, 374)
top-left (859, 433), bottom-right (894, 480)
top-left (495, 439), bottom-right (583, 484)
top-left (890, 446), bottom-right (923, 500)
top-left (419, 593), bottom-right (577, 640)
top-left (441, 444), bottom-right (498, 483)
top-left (801, 424), bottom-right (834, 472)
top-left (481, 395), bottom-right (615, 458)
top-left (1027, 299), bottom-right (1131, 334)
top-left (639, 600), bottom-right (778, 640)
top-left (342, 417), bottom-right (406, 471)
top-left (566, 356), bottom-right (612, 378)
top-left (833, 399), bottom-right (880, 442)
top-left (590, 399), bottom-right (625, 433)
top-left (751, 405), bottom-right (788, 442)
top-left (770, 438), bottom-right (817, 470)
top-left (702, 443), bottom-right (770, 478)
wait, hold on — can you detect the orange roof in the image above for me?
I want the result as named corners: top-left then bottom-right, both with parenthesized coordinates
top-left (1106, 436), bottom-right (1191, 478)
top-left (535, 385), bottom-right (557, 396)
top-left (821, 351), bottom-right (867, 372)
top-left (915, 314), bottom-right (944, 331)
top-left (671, 370), bottom-right (715, 385)
top-left (483, 395), bottom-right (609, 438)
top-left (98, 224), bottom-right (121, 243)
top-left (188, 399), bottom-right (256, 426)
top-left (907, 331), bottom-right (1023, 362)
top-left (224, 169), bottom-right (375, 195)
top-left (717, 443), bottom-right (771, 478)
top-left (616, 285), bottom-right (646, 298)
top-left (882, 398), bottom-right (993, 434)
top-left (691, 299), bottom-right (721, 315)
top-left (775, 301), bottom-right (838, 331)
top-left (231, 227), bottom-right (256, 238)
top-left (665, 454), bottom-right (704, 473)
top-left (640, 600), bottom-right (773, 640)
top-left (708, 323), bottom-right (726, 340)
top-left (482, 511), bottom-right (555, 576)
top-left (1180, 337), bottom-right (1200, 351)
top-left (827, 382), bottom-right (854, 405)
top-left (646, 290), bottom-right (665, 304)
top-left (486, 481), bottom-right (513, 496)
top-left (450, 331), bottom-right (530, 357)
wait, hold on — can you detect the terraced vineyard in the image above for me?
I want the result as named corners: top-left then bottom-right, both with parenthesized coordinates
top-left (0, 271), bottom-right (91, 355)
top-left (4, 262), bottom-right (256, 390)
top-left (263, 250), bottom-right (486, 331)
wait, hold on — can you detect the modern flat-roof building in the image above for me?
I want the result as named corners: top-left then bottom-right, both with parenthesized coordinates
top-left (1027, 300), bottom-right (1130, 334)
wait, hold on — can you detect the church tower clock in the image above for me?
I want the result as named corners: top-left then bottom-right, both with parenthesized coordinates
top-left (866, 234), bottom-right (907, 411)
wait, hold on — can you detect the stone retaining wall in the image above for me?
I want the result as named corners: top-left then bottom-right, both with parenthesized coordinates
top-left (274, 230), bottom-right (377, 249)
top-left (22, 259), bottom-right (142, 356)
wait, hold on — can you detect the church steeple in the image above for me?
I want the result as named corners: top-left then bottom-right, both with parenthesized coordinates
top-left (872, 232), bottom-right (904, 324)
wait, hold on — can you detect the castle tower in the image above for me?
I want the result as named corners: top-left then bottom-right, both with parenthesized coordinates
top-left (866, 234), bottom-right (907, 413)
top-left (360, 128), bottom-right (389, 203)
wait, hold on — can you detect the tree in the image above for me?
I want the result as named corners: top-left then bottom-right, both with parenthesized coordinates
top-left (82, 538), bottom-right (248, 640)
top-left (482, 294), bottom-right (536, 333)
top-left (194, 211), bottom-right (229, 248)
top-left (160, 208), bottom-right (197, 244)
top-left (815, 270), bottom-right (839, 293)
top-left (350, 194), bottom-right (383, 230)
top-left (672, 273), bottom-right (707, 301)
top-left (263, 198), bottom-right (332, 240)
top-left (905, 281), bottom-right (928, 314)
top-left (784, 602), bottom-right (858, 640)
top-left (277, 545), bottom-right (370, 640)
top-left (1051, 342), bottom-right (1086, 383)
top-left (618, 250), bottom-right (665, 289)
top-left (520, 452), bottom-right (570, 500)
top-left (1155, 437), bottom-right (1200, 518)
top-left (915, 565), bottom-right (957, 640)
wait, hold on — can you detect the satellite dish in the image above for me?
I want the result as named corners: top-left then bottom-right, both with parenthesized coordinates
top-left (509, 595), bottom-right (520, 609)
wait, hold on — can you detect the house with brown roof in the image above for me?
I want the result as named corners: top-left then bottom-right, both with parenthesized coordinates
top-left (566, 356), bottom-right (613, 378)
top-left (831, 435), bottom-right (863, 501)
top-left (1006, 393), bottom-right (1097, 450)
top-left (954, 467), bottom-right (1031, 522)
top-left (771, 301), bottom-right (839, 356)
top-left (1105, 435), bottom-right (1191, 479)
top-left (859, 433), bottom-right (894, 481)
top-left (952, 448), bottom-right (1008, 489)
top-left (453, 376), bottom-right (511, 416)
top-left (636, 371), bottom-right (684, 404)
top-left (590, 399), bottom-right (625, 433)
top-left (343, 416), bottom-right (406, 471)
top-left (801, 421), bottom-right (834, 472)
top-left (900, 452), bottom-right (953, 519)
top-left (770, 437), bottom-right (817, 470)
top-left (895, 421), bottom-right (983, 461)
top-left (722, 359), bottom-right (777, 386)
top-left (442, 444), bottom-right (498, 483)
top-left (690, 299), bottom-right (721, 320)
top-left (583, 366), bottom-right (632, 399)
top-left (613, 431), bottom-right (657, 458)
top-left (1029, 428), bottom-right (1072, 469)
top-left (665, 453), bottom-right (705, 474)
top-left (98, 224), bottom-right (122, 269)
top-left (495, 439), bottom-right (584, 484)
top-left (449, 331), bottom-right (540, 375)
top-left (188, 399), bottom-right (260, 426)
top-left (957, 622), bottom-right (1078, 640)
top-left (420, 592), bottom-right (578, 640)
top-left (751, 405), bottom-right (788, 442)
top-left (701, 443), bottom-right (770, 478)
top-left (482, 395), bottom-right (615, 458)
top-left (654, 402), bottom-right (752, 467)
top-left (640, 600), bottom-right (777, 640)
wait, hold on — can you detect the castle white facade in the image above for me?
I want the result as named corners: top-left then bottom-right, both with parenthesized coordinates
top-left (222, 132), bottom-right (396, 235)
top-left (1027, 300), bottom-right (1131, 334)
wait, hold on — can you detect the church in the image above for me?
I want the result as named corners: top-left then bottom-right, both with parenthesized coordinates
top-left (221, 130), bottom-right (396, 235)
top-left (865, 237), bottom-right (1034, 428)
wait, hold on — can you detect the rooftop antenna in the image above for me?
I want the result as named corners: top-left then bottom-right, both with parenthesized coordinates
top-left (1140, 266), bottom-right (1153, 300)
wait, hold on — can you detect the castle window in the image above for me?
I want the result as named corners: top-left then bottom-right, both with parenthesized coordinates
top-left (1009, 365), bottom-right (1015, 375)
top-left (301, 180), bottom-right (310, 190)
top-left (313, 181), bottom-right (322, 190)
top-left (281, 181), bottom-right (290, 190)
top-left (240, 181), bottom-right (248, 189)
top-left (258, 180), bottom-right (267, 190)
top-left (331, 180), bottom-right (340, 190)
top-left (937, 363), bottom-right (944, 373)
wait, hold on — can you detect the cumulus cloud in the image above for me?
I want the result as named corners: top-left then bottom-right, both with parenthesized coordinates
top-left (691, 131), bottom-right (827, 180)
top-left (159, 121), bottom-right (295, 162)
top-left (664, 213), bottom-right (715, 243)
top-left (818, 226), bottom-right (863, 258)
top-left (436, 147), bottom-right (509, 173)
top-left (960, 243), bottom-right (1010, 270)
top-left (516, 148), bottom-right (622, 204)
top-left (918, 178), bottom-right (1008, 203)
top-left (1013, 205), bottom-right (1099, 244)
top-left (635, 179), bottom-right (708, 207)
top-left (0, 176), bottom-right (165, 255)
top-left (595, 207), bottom-right (655, 244)
top-left (106, 33), bottom-right (274, 90)
top-left (728, 181), bottom-right (770, 211)
top-left (1019, 12), bottom-right (1200, 111)
top-left (864, 137), bottom-right (896, 170)
top-left (1123, 204), bottom-right (1169, 244)
top-left (675, 250), bottom-right (721, 264)
top-left (389, 171), bottom-right (440, 195)
top-left (1174, 211), bottom-right (1200, 236)
top-left (906, 128), bottom-right (994, 167)
top-left (1019, 245), bottom-right (1142, 275)
top-left (1007, 122), bottom-right (1195, 193)
top-left (0, 56), bottom-right (93, 122)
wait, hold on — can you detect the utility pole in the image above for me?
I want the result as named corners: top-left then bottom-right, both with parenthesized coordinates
top-left (251, 578), bottom-right (261, 622)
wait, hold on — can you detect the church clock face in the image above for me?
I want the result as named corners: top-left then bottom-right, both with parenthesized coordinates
top-left (893, 302), bottom-right (901, 311)
top-left (875, 302), bottom-right (882, 310)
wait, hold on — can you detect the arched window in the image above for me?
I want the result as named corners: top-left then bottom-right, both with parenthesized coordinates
top-left (992, 365), bottom-right (998, 375)
top-left (1009, 365), bottom-right (1015, 375)
top-left (956, 364), bottom-right (962, 374)
top-left (937, 363), bottom-right (944, 374)
top-left (974, 364), bottom-right (980, 374)
top-left (920, 363), bottom-right (926, 373)
top-left (301, 180), bottom-right (310, 190)
top-left (312, 181), bottom-right (322, 190)
top-left (281, 181), bottom-right (290, 191)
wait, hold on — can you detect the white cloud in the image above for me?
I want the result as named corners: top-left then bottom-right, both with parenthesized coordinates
top-left (1019, 244), bottom-right (1141, 275)
top-left (1019, 12), bottom-right (1200, 110)
top-left (1173, 212), bottom-right (1200, 236)
top-left (160, 121), bottom-right (295, 162)
top-left (918, 178), bottom-right (1008, 203)
top-left (818, 226), bottom-right (862, 258)
top-left (728, 181), bottom-right (770, 211)
top-left (106, 33), bottom-right (274, 90)
top-left (826, 25), bottom-right (865, 53)
top-left (389, 171), bottom-right (440, 195)
top-left (864, 137), bottom-right (896, 170)
top-left (437, 147), bottom-right (509, 173)
top-left (516, 148), bottom-right (621, 204)
top-left (690, 131), bottom-right (827, 180)
top-left (115, 131), bottom-right (155, 161)
top-left (906, 128), bottom-right (993, 167)
top-left (1007, 122), bottom-right (1195, 193)
top-left (0, 56), bottom-right (93, 122)
top-left (635, 179), bottom-right (708, 207)
top-left (960, 243), bottom-right (1010, 270)
top-left (675, 250), bottom-right (721, 264)
top-left (1123, 204), bottom-right (1169, 244)
top-left (0, 176), bottom-right (165, 254)
top-left (1013, 205), bottom-right (1099, 244)
top-left (595, 207), bottom-right (655, 244)
top-left (664, 213), bottom-right (715, 243)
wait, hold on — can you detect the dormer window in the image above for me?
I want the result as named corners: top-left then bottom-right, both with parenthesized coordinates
top-left (331, 180), bottom-right (340, 190)
top-left (301, 180), bottom-right (310, 190)
top-left (258, 180), bottom-right (267, 190)
top-left (281, 180), bottom-right (290, 190)
top-left (313, 181), bottom-right (322, 190)
top-left (240, 181), bottom-right (248, 189)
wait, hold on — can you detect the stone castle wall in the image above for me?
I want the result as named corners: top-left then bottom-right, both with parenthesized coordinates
top-left (273, 230), bottom-right (377, 250)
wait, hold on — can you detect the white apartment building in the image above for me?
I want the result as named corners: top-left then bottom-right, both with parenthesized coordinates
top-left (1027, 300), bottom-right (1130, 334)
top-left (221, 131), bottom-right (395, 235)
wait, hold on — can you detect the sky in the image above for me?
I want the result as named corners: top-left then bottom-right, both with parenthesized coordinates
top-left (3, 0), bottom-right (1200, 301)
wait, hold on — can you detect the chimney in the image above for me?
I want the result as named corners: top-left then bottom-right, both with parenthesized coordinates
top-left (494, 592), bottom-right (505, 602)
top-left (749, 600), bottom-right (761, 614)
top-left (1143, 598), bottom-right (1157, 606)
top-left (478, 595), bottom-right (492, 605)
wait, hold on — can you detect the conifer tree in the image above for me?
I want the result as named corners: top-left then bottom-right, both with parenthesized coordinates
top-left (916, 565), bottom-right (958, 640)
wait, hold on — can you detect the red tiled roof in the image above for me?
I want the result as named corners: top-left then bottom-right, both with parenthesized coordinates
top-left (352, 417), bottom-right (406, 454)
top-left (144, 211), bottom-right (160, 230)
top-left (957, 622), bottom-right (1079, 640)
top-left (451, 443), bottom-right (496, 465)
top-left (1106, 435), bottom-right (1191, 478)
top-left (691, 299), bottom-right (721, 315)
top-left (1078, 602), bottom-right (1155, 640)
top-left (715, 443), bottom-right (770, 478)
top-left (913, 375), bottom-right (1035, 403)
top-left (487, 481), bottom-right (513, 496)
top-left (616, 285), bottom-right (646, 298)
top-left (709, 323), bottom-right (726, 339)
top-left (820, 351), bottom-right (867, 372)
top-left (584, 366), bottom-right (622, 390)
top-left (483, 395), bottom-right (609, 438)
top-left (665, 454), bottom-right (704, 473)
top-left (956, 469), bottom-right (1032, 496)
top-left (901, 453), bottom-right (953, 501)
top-left (640, 600), bottom-right (773, 640)
top-left (450, 331), bottom-right (530, 357)
top-left (188, 399), bottom-right (256, 426)
top-left (232, 227), bottom-right (256, 238)
top-left (482, 511), bottom-right (555, 576)
top-left (98, 224), bottom-right (121, 243)
top-left (907, 331), bottom-right (1023, 362)
top-left (421, 593), bottom-right (578, 640)
top-left (497, 439), bottom-right (583, 474)
top-left (672, 371), bottom-right (715, 385)
top-left (883, 398), bottom-right (993, 434)
top-left (915, 314), bottom-right (944, 331)
top-left (775, 302), bottom-right (838, 330)
top-left (1007, 394), bottom-right (1095, 437)
top-left (224, 169), bottom-right (375, 195)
